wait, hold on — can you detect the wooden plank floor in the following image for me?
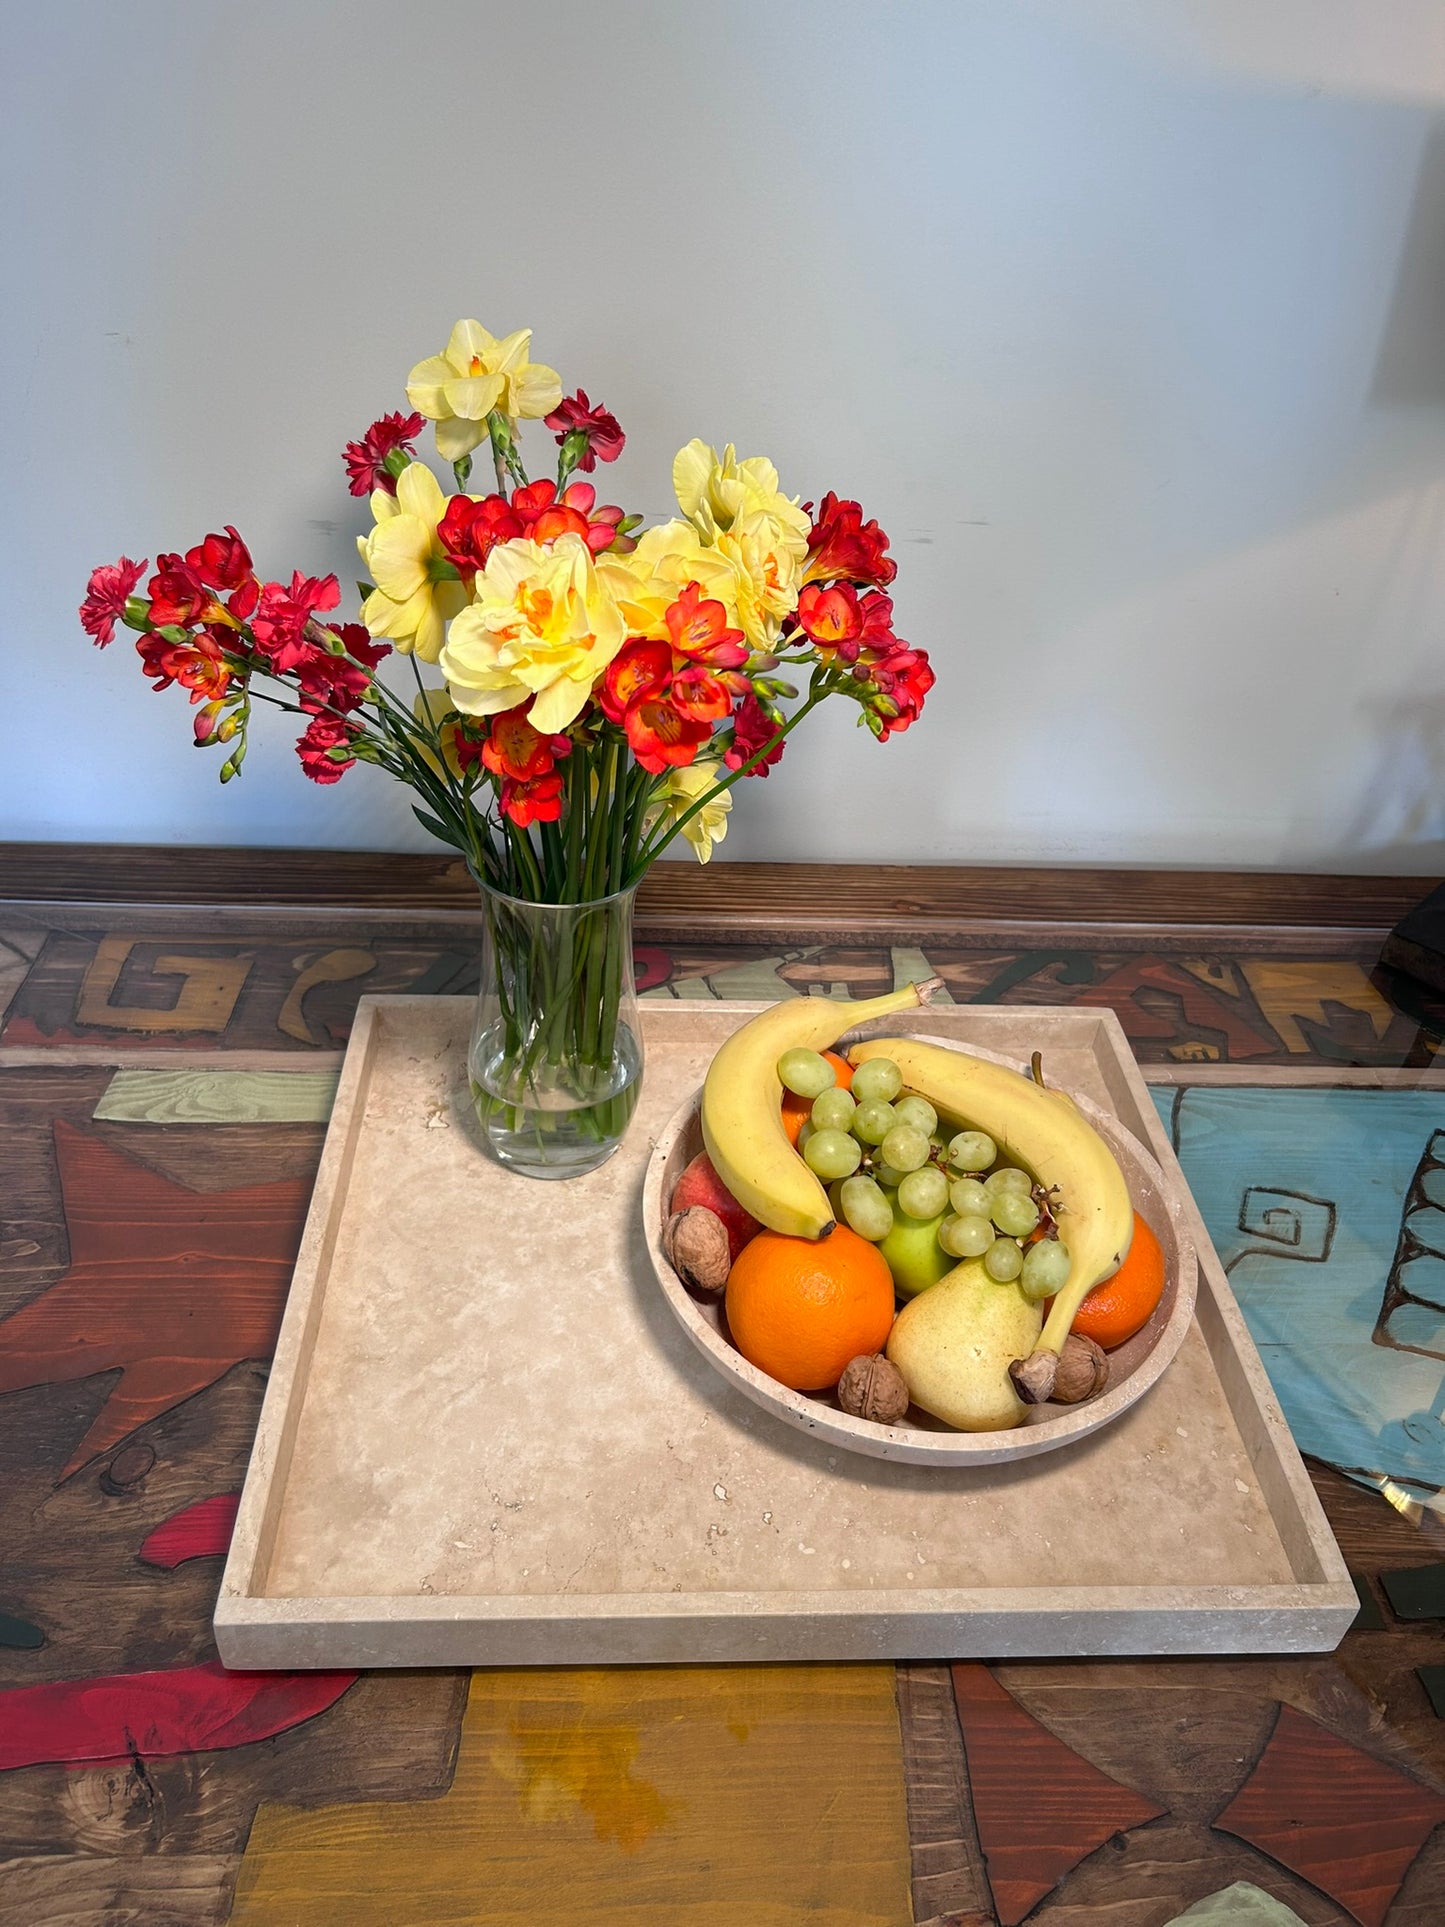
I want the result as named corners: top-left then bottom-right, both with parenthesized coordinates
top-left (0, 859), bottom-right (1442, 1926)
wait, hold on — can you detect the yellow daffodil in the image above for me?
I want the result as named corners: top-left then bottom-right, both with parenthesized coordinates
top-left (356, 463), bottom-right (468, 662)
top-left (673, 439), bottom-right (811, 548)
top-left (651, 758), bottom-right (732, 863)
top-left (411, 687), bottom-right (468, 779)
top-left (406, 321), bottom-right (563, 464)
top-left (440, 533), bottom-right (625, 734)
top-left (596, 521), bottom-right (740, 639)
top-left (668, 441), bottom-right (809, 648)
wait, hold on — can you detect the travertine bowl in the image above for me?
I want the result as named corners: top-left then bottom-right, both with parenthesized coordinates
top-left (643, 1033), bottom-right (1197, 1466)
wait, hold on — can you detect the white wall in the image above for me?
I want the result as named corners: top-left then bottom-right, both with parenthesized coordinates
top-left (7, 0), bottom-right (1445, 871)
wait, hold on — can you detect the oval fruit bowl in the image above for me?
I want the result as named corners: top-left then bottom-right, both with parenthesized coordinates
top-left (642, 1034), bottom-right (1197, 1466)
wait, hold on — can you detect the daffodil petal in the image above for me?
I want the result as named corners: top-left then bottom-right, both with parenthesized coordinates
top-left (366, 521), bottom-right (430, 600)
top-left (406, 356), bottom-right (456, 417)
top-left (445, 319), bottom-right (498, 369)
top-left (435, 412), bottom-right (488, 463)
top-left (508, 362), bottom-right (563, 419)
top-left (490, 328), bottom-right (533, 373)
top-left (394, 461), bottom-right (446, 520)
top-left (442, 373), bottom-right (504, 422)
top-left (673, 440), bottom-right (717, 520)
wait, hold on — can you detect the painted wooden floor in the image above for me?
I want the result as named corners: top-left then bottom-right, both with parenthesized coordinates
top-left (0, 906), bottom-right (1442, 1925)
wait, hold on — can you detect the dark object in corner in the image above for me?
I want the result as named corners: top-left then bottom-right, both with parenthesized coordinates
top-left (1377, 1562), bottom-right (1445, 1621)
top-left (1381, 880), bottom-right (1445, 996)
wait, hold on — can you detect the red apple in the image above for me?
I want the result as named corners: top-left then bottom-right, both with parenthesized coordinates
top-left (670, 1151), bottom-right (761, 1263)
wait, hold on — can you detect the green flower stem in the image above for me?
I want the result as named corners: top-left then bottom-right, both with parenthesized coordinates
top-left (627, 682), bottom-right (827, 880)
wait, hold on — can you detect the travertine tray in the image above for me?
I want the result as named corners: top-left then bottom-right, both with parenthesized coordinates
top-left (215, 996), bottom-right (1355, 1668)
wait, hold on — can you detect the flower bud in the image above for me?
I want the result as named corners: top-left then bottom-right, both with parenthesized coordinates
top-left (122, 596), bottom-right (153, 633)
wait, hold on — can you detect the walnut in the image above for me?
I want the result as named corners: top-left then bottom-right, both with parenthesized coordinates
top-left (837, 1353), bottom-right (910, 1425)
top-left (663, 1207), bottom-right (731, 1300)
top-left (1052, 1332), bottom-right (1110, 1404)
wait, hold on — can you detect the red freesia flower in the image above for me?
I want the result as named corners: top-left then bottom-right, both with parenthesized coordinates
top-left (249, 572), bottom-right (341, 674)
top-left (668, 663), bottom-right (732, 722)
top-left (511, 479), bottom-right (630, 556)
top-left (437, 493), bottom-right (524, 581)
top-left (624, 694), bottom-right (716, 773)
top-left (543, 390), bottom-right (626, 470)
top-left (481, 707), bottom-right (570, 784)
top-left (867, 644), bottom-right (934, 738)
top-left (598, 638), bottom-right (671, 725)
top-left (500, 769), bottom-right (565, 827)
top-left (296, 714), bottom-right (359, 785)
top-left (794, 583), bottom-right (896, 664)
top-left (664, 582), bottom-right (748, 670)
top-left (343, 412), bottom-right (426, 497)
top-left (146, 553), bottom-right (212, 629)
top-left (137, 629), bottom-right (232, 702)
top-left (185, 527), bottom-right (252, 591)
top-left (723, 691), bottom-right (786, 777)
top-left (803, 492), bottom-right (896, 588)
top-left (80, 555), bottom-right (147, 647)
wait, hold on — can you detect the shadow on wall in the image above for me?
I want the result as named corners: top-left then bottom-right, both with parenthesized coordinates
top-left (1373, 122), bottom-right (1445, 406)
top-left (1338, 687), bottom-right (1445, 870)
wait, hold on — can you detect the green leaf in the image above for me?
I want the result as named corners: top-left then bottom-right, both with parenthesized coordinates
top-left (412, 806), bottom-right (460, 850)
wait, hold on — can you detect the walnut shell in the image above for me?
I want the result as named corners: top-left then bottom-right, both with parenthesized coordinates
top-left (1052, 1332), bottom-right (1110, 1404)
top-left (837, 1353), bottom-right (910, 1425)
top-left (663, 1206), bottom-right (731, 1300)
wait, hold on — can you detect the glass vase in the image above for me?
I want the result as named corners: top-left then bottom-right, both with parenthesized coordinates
top-left (466, 880), bottom-right (644, 1180)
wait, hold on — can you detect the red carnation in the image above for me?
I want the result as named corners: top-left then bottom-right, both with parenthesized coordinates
top-left (294, 648), bottom-right (371, 716)
top-left (336, 622), bottom-right (391, 668)
top-left (80, 555), bottom-right (147, 647)
top-left (544, 390), bottom-right (625, 471)
top-left (343, 412), bottom-right (426, 497)
top-left (297, 713), bottom-right (359, 785)
top-left (249, 572), bottom-right (341, 674)
top-left (185, 527), bottom-right (252, 591)
top-left (803, 492), bottom-right (896, 588)
top-left (723, 692), bottom-right (786, 777)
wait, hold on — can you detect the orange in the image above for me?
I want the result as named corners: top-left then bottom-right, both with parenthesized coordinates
top-left (725, 1224), bottom-right (895, 1391)
top-left (1069, 1212), bottom-right (1165, 1350)
top-left (779, 1050), bottom-right (855, 1147)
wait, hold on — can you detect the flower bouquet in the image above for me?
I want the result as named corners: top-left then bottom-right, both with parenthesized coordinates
top-left (81, 318), bottom-right (933, 1176)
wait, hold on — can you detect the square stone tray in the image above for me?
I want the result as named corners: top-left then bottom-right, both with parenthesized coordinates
top-left (214, 996), bottom-right (1355, 1668)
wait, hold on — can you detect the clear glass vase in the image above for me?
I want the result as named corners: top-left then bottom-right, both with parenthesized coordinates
top-left (466, 880), bottom-right (644, 1180)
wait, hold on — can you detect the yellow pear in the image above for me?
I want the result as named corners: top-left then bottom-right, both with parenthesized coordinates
top-left (885, 1259), bottom-right (1042, 1432)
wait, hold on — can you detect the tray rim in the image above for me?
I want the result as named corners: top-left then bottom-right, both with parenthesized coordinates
top-left (214, 993), bottom-right (1356, 1667)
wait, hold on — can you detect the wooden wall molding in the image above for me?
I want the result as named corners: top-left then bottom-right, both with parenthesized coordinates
top-left (0, 843), bottom-right (1432, 942)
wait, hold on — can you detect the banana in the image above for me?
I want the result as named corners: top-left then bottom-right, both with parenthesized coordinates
top-left (702, 980), bottom-right (942, 1240)
top-left (848, 1037), bottom-right (1134, 1400)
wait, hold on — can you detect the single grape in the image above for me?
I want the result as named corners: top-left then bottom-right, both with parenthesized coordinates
top-left (797, 1119), bottom-right (814, 1151)
top-left (984, 1165), bottom-right (1032, 1197)
top-left (990, 1189), bottom-right (1041, 1238)
top-left (938, 1213), bottom-right (995, 1259)
top-left (947, 1130), bottom-right (996, 1173)
top-left (803, 1127), bottom-right (862, 1181)
top-left (983, 1237), bottom-right (1024, 1282)
top-left (948, 1176), bottom-right (990, 1217)
top-left (880, 1123), bottom-right (930, 1173)
top-left (852, 1057), bottom-right (903, 1103)
top-left (1020, 1237), bottom-right (1072, 1301)
top-left (893, 1094), bottom-right (938, 1137)
top-left (852, 1098), bottom-right (898, 1146)
top-left (811, 1086), bottom-right (857, 1133)
top-left (871, 1161), bottom-right (905, 1189)
top-left (840, 1174), bottom-right (895, 1242)
top-left (777, 1047), bottom-right (837, 1099)
top-left (897, 1165), bottom-right (949, 1220)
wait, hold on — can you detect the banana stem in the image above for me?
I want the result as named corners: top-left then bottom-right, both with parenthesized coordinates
top-left (1010, 1274), bottom-right (1098, 1403)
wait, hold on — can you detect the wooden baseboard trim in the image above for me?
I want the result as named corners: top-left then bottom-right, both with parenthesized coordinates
top-left (0, 844), bottom-right (1432, 937)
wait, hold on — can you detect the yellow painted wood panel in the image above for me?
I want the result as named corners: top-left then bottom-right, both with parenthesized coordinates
top-left (229, 1665), bottom-right (913, 1927)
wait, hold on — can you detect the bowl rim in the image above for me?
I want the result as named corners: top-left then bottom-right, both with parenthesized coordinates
top-left (641, 1029), bottom-right (1199, 1466)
